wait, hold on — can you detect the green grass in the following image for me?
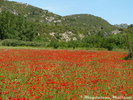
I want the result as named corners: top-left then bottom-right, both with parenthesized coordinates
top-left (0, 46), bottom-right (52, 50)
top-left (0, 46), bottom-right (128, 52)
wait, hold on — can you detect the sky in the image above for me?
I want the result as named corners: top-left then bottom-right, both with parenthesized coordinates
top-left (8, 0), bottom-right (133, 25)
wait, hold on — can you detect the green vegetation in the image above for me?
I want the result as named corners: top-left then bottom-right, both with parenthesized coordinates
top-left (63, 14), bottom-right (115, 35)
top-left (0, 39), bottom-right (48, 47)
top-left (0, 0), bottom-right (115, 38)
top-left (0, 0), bottom-right (62, 24)
top-left (0, 0), bottom-right (132, 56)
top-left (123, 25), bottom-right (133, 59)
top-left (0, 11), bottom-right (37, 41)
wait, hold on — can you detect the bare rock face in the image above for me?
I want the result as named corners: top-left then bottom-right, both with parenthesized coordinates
top-left (49, 32), bottom-right (56, 36)
top-left (60, 31), bottom-right (75, 42)
top-left (79, 34), bottom-right (84, 39)
top-left (112, 29), bottom-right (121, 34)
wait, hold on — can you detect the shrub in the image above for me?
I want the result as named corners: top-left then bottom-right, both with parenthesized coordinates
top-left (1, 39), bottom-right (23, 46)
top-left (1, 39), bottom-right (48, 47)
top-left (53, 43), bottom-right (59, 49)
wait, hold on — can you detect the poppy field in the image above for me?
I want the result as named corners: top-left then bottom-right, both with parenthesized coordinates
top-left (0, 49), bottom-right (133, 100)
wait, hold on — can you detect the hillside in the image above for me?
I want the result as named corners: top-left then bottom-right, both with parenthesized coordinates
top-left (63, 14), bottom-right (115, 35)
top-left (0, 0), bottom-right (116, 35)
top-left (0, 0), bottom-right (64, 24)
top-left (0, 0), bottom-right (126, 50)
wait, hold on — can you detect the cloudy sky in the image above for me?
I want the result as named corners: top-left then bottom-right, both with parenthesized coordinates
top-left (9, 0), bottom-right (133, 25)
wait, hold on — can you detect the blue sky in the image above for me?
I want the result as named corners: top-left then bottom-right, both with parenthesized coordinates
top-left (9, 0), bottom-right (133, 25)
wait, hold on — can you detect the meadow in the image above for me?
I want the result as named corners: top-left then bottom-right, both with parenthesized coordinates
top-left (0, 49), bottom-right (132, 100)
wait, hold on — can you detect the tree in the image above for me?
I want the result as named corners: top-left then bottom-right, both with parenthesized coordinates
top-left (125, 26), bottom-right (133, 59)
top-left (0, 11), bottom-right (37, 41)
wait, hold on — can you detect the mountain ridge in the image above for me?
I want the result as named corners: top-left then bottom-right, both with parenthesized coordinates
top-left (0, 0), bottom-right (117, 42)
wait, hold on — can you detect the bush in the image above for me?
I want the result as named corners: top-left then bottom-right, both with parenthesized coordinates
top-left (53, 43), bottom-right (59, 49)
top-left (101, 42), bottom-right (113, 51)
top-left (1, 39), bottom-right (23, 46)
top-left (0, 39), bottom-right (48, 47)
top-left (105, 45), bottom-right (113, 51)
top-left (127, 41), bottom-right (133, 59)
top-left (126, 26), bottom-right (133, 59)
